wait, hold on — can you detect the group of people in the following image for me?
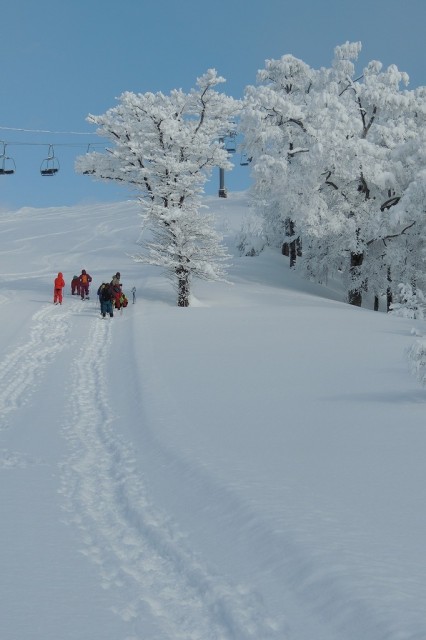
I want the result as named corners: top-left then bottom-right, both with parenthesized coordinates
top-left (97, 272), bottom-right (129, 318)
top-left (70, 270), bottom-right (93, 300)
top-left (54, 269), bottom-right (93, 304)
top-left (53, 270), bottom-right (130, 317)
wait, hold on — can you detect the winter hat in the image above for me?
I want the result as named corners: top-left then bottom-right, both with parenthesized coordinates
top-left (82, 269), bottom-right (86, 275)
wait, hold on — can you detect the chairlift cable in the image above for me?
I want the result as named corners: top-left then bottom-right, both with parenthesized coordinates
top-left (1, 141), bottom-right (106, 147)
top-left (0, 124), bottom-right (109, 150)
top-left (0, 125), bottom-right (95, 136)
top-left (0, 136), bottom-right (107, 176)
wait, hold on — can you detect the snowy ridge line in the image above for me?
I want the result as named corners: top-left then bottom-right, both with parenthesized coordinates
top-left (0, 302), bottom-right (79, 431)
top-left (60, 317), bottom-right (279, 640)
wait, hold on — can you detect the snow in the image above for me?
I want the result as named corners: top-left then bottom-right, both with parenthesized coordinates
top-left (0, 192), bottom-right (425, 640)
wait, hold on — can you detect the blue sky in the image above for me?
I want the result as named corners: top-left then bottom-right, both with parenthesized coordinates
top-left (1, 0), bottom-right (425, 210)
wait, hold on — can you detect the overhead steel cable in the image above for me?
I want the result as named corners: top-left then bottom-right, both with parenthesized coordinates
top-left (0, 125), bottom-right (95, 135)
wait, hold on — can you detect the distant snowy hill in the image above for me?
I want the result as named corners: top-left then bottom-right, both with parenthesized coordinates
top-left (1, 192), bottom-right (425, 640)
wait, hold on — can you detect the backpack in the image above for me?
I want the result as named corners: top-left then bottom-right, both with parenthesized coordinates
top-left (81, 274), bottom-right (88, 285)
top-left (101, 284), bottom-right (113, 302)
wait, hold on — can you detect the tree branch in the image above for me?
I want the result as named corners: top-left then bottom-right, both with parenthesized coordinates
top-left (380, 196), bottom-right (400, 211)
top-left (367, 221), bottom-right (416, 246)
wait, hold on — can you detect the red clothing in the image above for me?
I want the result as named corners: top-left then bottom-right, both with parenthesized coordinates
top-left (71, 276), bottom-right (80, 295)
top-left (79, 271), bottom-right (92, 299)
top-left (54, 272), bottom-right (65, 304)
top-left (111, 284), bottom-right (122, 308)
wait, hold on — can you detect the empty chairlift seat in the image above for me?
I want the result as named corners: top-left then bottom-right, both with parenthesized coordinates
top-left (0, 143), bottom-right (16, 175)
top-left (40, 145), bottom-right (60, 176)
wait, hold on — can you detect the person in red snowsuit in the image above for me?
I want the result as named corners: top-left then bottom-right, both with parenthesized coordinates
top-left (53, 272), bottom-right (65, 304)
top-left (79, 269), bottom-right (92, 300)
top-left (71, 275), bottom-right (80, 295)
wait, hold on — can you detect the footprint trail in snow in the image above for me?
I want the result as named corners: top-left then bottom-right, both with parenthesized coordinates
top-left (0, 303), bottom-right (82, 467)
top-left (60, 315), bottom-right (280, 639)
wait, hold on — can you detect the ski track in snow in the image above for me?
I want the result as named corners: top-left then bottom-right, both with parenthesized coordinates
top-left (0, 305), bottom-right (67, 425)
top-left (2, 295), bottom-right (420, 639)
top-left (59, 314), bottom-right (280, 640)
top-left (0, 302), bottom-right (81, 468)
top-left (0, 447), bottom-right (42, 469)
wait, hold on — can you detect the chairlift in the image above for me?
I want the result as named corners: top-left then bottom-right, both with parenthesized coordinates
top-left (40, 145), bottom-right (60, 176)
top-left (240, 152), bottom-right (251, 167)
top-left (0, 143), bottom-right (16, 175)
top-left (225, 135), bottom-right (237, 154)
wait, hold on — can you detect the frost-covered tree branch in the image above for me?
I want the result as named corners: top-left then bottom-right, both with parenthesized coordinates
top-left (240, 41), bottom-right (426, 309)
top-left (76, 69), bottom-right (241, 306)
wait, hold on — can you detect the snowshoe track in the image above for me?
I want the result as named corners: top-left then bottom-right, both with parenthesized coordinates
top-left (0, 300), bottom-right (85, 469)
top-left (0, 303), bottom-right (80, 430)
top-left (60, 315), bottom-right (278, 639)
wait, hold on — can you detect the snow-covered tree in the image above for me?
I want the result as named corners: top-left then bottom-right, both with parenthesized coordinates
top-left (240, 43), bottom-right (426, 308)
top-left (387, 139), bottom-right (426, 296)
top-left (389, 283), bottom-right (426, 320)
top-left (241, 54), bottom-right (316, 266)
top-left (76, 70), bottom-right (241, 306)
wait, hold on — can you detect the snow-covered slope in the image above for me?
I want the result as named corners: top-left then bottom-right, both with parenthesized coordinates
top-left (0, 193), bottom-right (425, 640)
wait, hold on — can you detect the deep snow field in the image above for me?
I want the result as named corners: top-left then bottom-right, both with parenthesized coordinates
top-left (0, 192), bottom-right (425, 640)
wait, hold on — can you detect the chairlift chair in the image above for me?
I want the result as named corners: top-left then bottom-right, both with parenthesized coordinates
top-left (40, 145), bottom-right (59, 176)
top-left (225, 135), bottom-right (237, 154)
top-left (240, 152), bottom-right (251, 166)
top-left (0, 143), bottom-right (16, 175)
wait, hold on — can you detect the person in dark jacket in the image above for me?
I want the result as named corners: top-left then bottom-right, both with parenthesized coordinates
top-left (98, 282), bottom-right (115, 318)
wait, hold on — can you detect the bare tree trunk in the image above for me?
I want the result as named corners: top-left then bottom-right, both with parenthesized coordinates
top-left (176, 266), bottom-right (190, 307)
top-left (290, 239), bottom-right (297, 268)
top-left (282, 218), bottom-right (301, 266)
top-left (282, 217), bottom-right (293, 257)
top-left (348, 251), bottom-right (364, 307)
top-left (386, 266), bottom-right (393, 312)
